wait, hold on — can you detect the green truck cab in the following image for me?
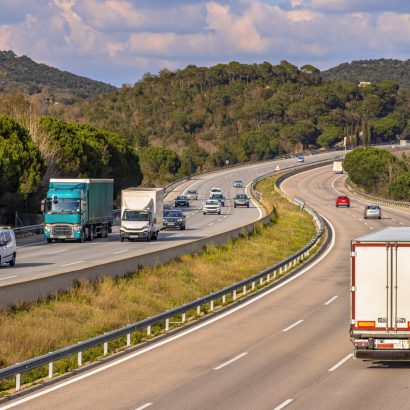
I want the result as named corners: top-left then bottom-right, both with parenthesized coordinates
top-left (43, 179), bottom-right (113, 243)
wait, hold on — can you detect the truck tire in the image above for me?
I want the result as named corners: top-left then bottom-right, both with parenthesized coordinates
top-left (9, 253), bottom-right (16, 267)
top-left (120, 237), bottom-right (125, 242)
top-left (79, 230), bottom-right (85, 243)
top-left (153, 231), bottom-right (158, 240)
top-left (46, 238), bottom-right (53, 243)
top-left (88, 227), bottom-right (94, 241)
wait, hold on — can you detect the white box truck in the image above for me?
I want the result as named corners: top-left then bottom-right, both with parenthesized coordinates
top-left (333, 160), bottom-right (344, 174)
top-left (350, 227), bottom-right (410, 360)
top-left (120, 188), bottom-right (163, 242)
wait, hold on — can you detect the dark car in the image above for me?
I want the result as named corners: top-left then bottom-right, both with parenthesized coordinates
top-left (335, 195), bottom-right (350, 207)
top-left (163, 209), bottom-right (186, 230)
top-left (210, 193), bottom-right (225, 206)
top-left (174, 195), bottom-right (189, 207)
top-left (234, 193), bottom-right (250, 208)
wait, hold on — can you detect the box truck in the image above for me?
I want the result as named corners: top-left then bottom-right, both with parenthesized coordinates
top-left (333, 160), bottom-right (344, 174)
top-left (350, 227), bottom-right (410, 360)
top-left (120, 188), bottom-right (163, 241)
top-left (43, 179), bottom-right (113, 243)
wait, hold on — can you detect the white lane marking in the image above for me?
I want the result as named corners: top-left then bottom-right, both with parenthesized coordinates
top-left (17, 241), bottom-right (47, 248)
top-left (208, 223), bottom-right (214, 226)
top-left (47, 249), bottom-right (68, 255)
top-left (1, 217), bottom-right (337, 410)
top-left (61, 261), bottom-right (83, 267)
top-left (214, 352), bottom-right (248, 370)
top-left (112, 249), bottom-right (129, 255)
top-left (328, 353), bottom-right (354, 372)
top-left (369, 226), bottom-right (374, 230)
top-left (217, 219), bottom-right (222, 222)
top-left (282, 319), bottom-right (304, 332)
top-left (274, 399), bottom-right (294, 410)
top-left (0, 275), bottom-right (17, 281)
top-left (171, 233), bottom-right (184, 238)
top-left (223, 215), bottom-right (227, 218)
top-left (246, 180), bottom-right (263, 220)
top-left (324, 296), bottom-right (338, 305)
top-left (400, 221), bottom-right (404, 225)
top-left (134, 403), bottom-right (153, 410)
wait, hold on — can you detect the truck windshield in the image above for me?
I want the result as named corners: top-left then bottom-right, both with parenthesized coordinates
top-left (123, 210), bottom-right (149, 221)
top-left (46, 198), bottom-right (80, 214)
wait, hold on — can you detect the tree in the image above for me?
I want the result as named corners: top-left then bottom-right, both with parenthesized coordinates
top-left (317, 125), bottom-right (341, 148)
top-left (389, 172), bottom-right (410, 201)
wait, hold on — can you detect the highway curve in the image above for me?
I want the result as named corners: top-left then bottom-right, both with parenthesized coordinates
top-left (2, 156), bottom-right (410, 410)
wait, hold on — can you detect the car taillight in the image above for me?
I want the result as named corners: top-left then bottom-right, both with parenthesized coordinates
top-left (354, 339), bottom-right (369, 348)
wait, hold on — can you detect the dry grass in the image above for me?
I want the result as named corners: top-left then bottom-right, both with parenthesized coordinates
top-left (0, 176), bottom-right (315, 387)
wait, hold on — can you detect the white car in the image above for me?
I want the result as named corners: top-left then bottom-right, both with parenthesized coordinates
top-left (203, 199), bottom-right (221, 215)
top-left (185, 189), bottom-right (198, 200)
top-left (297, 155), bottom-right (304, 163)
top-left (0, 228), bottom-right (16, 267)
top-left (233, 179), bottom-right (243, 188)
top-left (209, 187), bottom-right (222, 198)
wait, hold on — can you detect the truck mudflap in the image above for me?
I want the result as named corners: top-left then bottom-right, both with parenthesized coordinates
top-left (355, 349), bottom-right (410, 361)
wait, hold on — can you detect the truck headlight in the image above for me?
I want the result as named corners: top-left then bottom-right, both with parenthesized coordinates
top-left (44, 224), bottom-right (51, 232)
top-left (73, 225), bottom-right (82, 232)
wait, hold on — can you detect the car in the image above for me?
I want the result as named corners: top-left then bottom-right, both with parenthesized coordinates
top-left (163, 209), bottom-right (186, 230)
top-left (364, 204), bottom-right (381, 219)
top-left (203, 199), bottom-right (221, 215)
top-left (335, 195), bottom-right (350, 207)
top-left (0, 227), bottom-right (16, 267)
top-left (185, 189), bottom-right (198, 200)
top-left (296, 155), bottom-right (304, 163)
top-left (209, 187), bottom-right (222, 197)
top-left (234, 193), bottom-right (250, 208)
top-left (174, 195), bottom-right (189, 207)
top-left (233, 179), bottom-right (244, 188)
top-left (210, 193), bottom-right (225, 206)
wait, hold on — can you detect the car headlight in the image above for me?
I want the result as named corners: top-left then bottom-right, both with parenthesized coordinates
top-left (177, 218), bottom-right (183, 222)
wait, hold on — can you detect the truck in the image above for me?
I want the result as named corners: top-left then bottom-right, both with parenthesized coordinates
top-left (333, 160), bottom-right (344, 174)
top-left (43, 179), bottom-right (113, 243)
top-left (350, 227), bottom-right (410, 360)
top-left (120, 188), bottom-right (163, 242)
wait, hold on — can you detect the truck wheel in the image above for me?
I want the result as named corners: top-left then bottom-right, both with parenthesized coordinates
top-left (154, 232), bottom-right (159, 240)
top-left (79, 230), bottom-right (85, 243)
top-left (88, 227), bottom-right (94, 241)
top-left (120, 237), bottom-right (124, 242)
top-left (9, 253), bottom-right (16, 267)
top-left (46, 238), bottom-right (53, 243)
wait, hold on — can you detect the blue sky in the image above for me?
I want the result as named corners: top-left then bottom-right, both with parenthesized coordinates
top-left (0, 0), bottom-right (409, 87)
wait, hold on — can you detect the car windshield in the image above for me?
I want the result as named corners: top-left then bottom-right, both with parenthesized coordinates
top-left (123, 210), bottom-right (149, 221)
top-left (206, 200), bottom-right (218, 205)
top-left (367, 205), bottom-right (380, 210)
top-left (164, 211), bottom-right (182, 218)
top-left (236, 194), bottom-right (247, 199)
top-left (46, 198), bottom-right (80, 214)
top-left (187, 190), bottom-right (196, 194)
top-left (176, 196), bottom-right (187, 200)
top-left (211, 194), bottom-right (223, 198)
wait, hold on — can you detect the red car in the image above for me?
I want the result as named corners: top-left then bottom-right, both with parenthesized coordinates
top-left (336, 195), bottom-right (350, 207)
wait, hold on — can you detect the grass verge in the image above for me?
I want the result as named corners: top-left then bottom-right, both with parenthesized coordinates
top-left (0, 176), bottom-right (316, 393)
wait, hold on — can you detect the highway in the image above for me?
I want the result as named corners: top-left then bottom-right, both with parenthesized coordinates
top-left (2, 158), bottom-right (410, 410)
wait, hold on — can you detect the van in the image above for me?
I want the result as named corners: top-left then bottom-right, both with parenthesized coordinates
top-left (0, 228), bottom-right (16, 267)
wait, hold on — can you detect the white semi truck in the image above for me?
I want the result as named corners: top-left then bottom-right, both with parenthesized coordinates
top-left (120, 188), bottom-right (163, 241)
top-left (350, 227), bottom-right (410, 360)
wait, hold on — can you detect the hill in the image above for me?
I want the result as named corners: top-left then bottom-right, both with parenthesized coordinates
top-left (321, 59), bottom-right (410, 88)
top-left (0, 50), bottom-right (117, 104)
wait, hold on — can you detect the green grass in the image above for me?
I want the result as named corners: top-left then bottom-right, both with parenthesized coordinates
top-left (0, 176), bottom-right (316, 392)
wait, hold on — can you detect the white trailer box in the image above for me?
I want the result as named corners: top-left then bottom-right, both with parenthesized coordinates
top-left (332, 161), bottom-right (344, 174)
top-left (350, 227), bottom-right (410, 360)
top-left (120, 188), bottom-right (163, 241)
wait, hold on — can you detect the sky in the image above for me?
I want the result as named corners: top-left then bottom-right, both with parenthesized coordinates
top-left (0, 0), bottom-right (409, 87)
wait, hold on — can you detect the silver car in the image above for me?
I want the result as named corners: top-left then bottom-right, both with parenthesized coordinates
top-left (0, 228), bottom-right (16, 267)
top-left (363, 204), bottom-right (381, 219)
top-left (203, 199), bottom-right (221, 215)
top-left (185, 189), bottom-right (198, 200)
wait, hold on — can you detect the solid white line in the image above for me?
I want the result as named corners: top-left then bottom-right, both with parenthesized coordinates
top-left (214, 352), bottom-right (248, 370)
top-left (246, 180), bottom-right (263, 220)
top-left (274, 398), bottom-right (294, 410)
top-left (112, 249), bottom-right (129, 255)
top-left (47, 249), bottom-right (68, 255)
top-left (328, 353), bottom-right (353, 372)
top-left (2, 217), bottom-right (337, 410)
top-left (61, 261), bottom-right (83, 267)
top-left (171, 234), bottom-right (184, 238)
top-left (282, 319), bottom-right (304, 332)
top-left (0, 275), bottom-right (17, 281)
top-left (134, 403), bottom-right (153, 410)
top-left (324, 296), bottom-right (338, 305)
top-left (208, 223), bottom-right (214, 226)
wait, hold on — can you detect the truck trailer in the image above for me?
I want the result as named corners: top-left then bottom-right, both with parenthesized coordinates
top-left (120, 188), bottom-right (163, 241)
top-left (350, 227), bottom-right (410, 360)
top-left (333, 160), bottom-right (344, 174)
top-left (43, 179), bottom-right (113, 243)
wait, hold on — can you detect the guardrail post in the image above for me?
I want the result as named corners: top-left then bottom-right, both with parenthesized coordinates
top-left (147, 325), bottom-right (151, 336)
top-left (104, 342), bottom-right (108, 356)
top-left (16, 373), bottom-right (21, 392)
top-left (49, 362), bottom-right (53, 379)
top-left (233, 290), bottom-right (237, 300)
top-left (197, 305), bottom-right (201, 315)
top-left (182, 313), bottom-right (186, 323)
top-left (165, 318), bottom-right (170, 331)
top-left (279, 267), bottom-right (282, 274)
top-left (252, 282), bottom-right (255, 290)
top-left (273, 270), bottom-right (277, 278)
top-left (222, 295), bottom-right (226, 304)
top-left (260, 277), bottom-right (263, 286)
top-left (293, 260), bottom-right (296, 267)
top-left (78, 351), bottom-right (82, 367)
top-left (267, 273), bottom-right (270, 282)
top-left (210, 300), bottom-right (214, 311)
top-left (127, 333), bottom-right (131, 347)
top-left (243, 285), bottom-right (247, 295)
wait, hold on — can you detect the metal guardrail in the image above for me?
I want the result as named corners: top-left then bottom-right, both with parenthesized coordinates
top-left (346, 180), bottom-right (410, 209)
top-left (0, 159), bottom-right (330, 392)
